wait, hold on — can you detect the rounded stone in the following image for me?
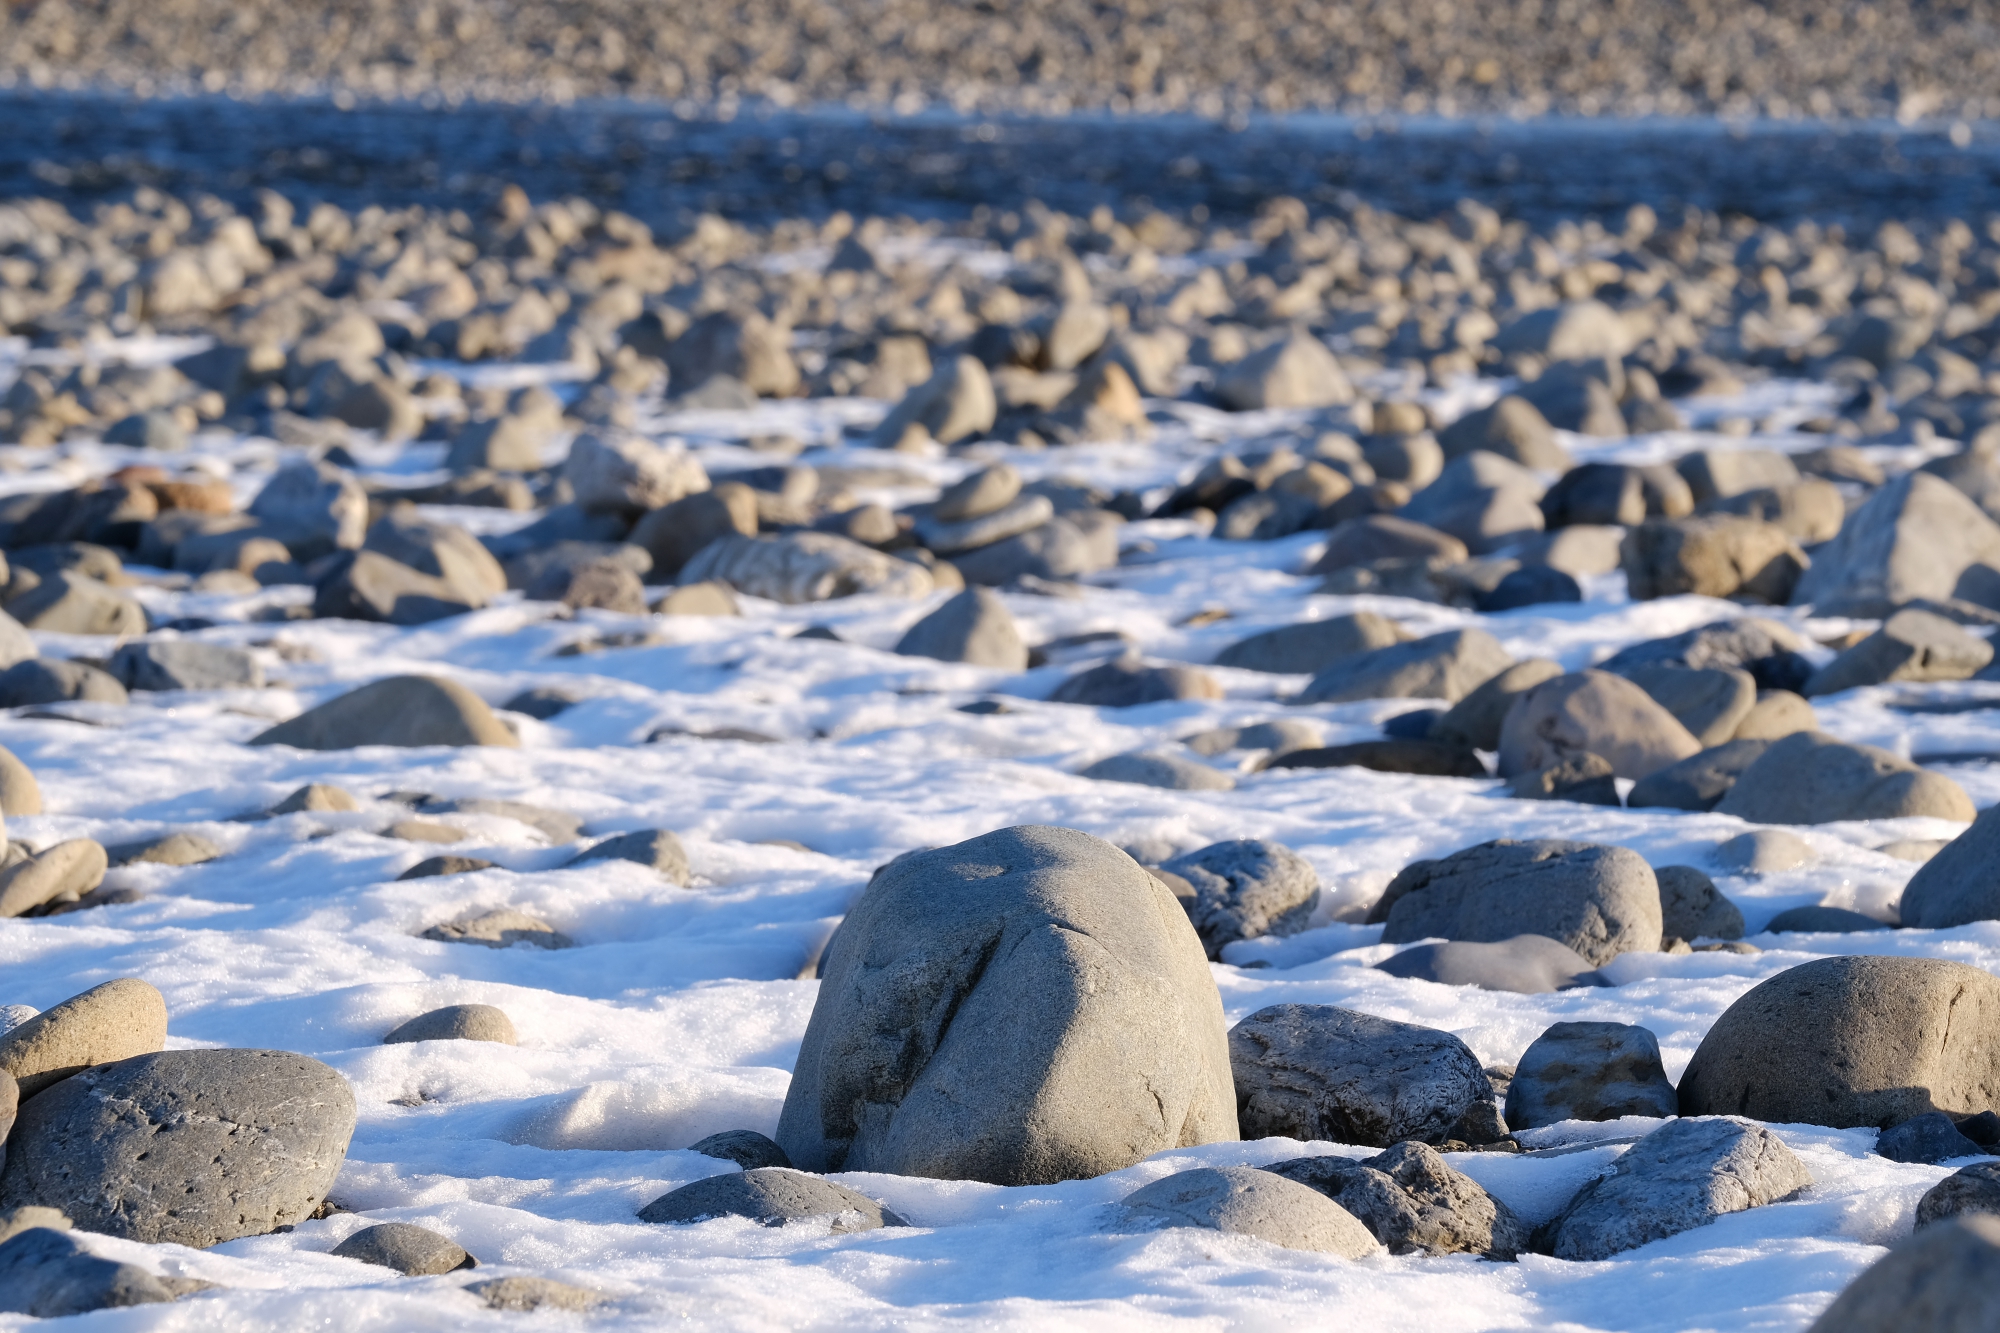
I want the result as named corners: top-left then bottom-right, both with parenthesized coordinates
top-left (1117, 1165), bottom-right (1380, 1257)
top-left (1506, 1021), bottom-right (1678, 1130)
top-left (690, 1130), bottom-right (792, 1170)
top-left (331, 1222), bottom-right (475, 1275)
top-left (638, 1167), bottom-right (903, 1230)
top-left (250, 676), bottom-right (518, 750)
top-left (1376, 935), bottom-right (1604, 994)
top-left (0, 978), bottom-right (168, 1099)
top-left (1807, 1214), bottom-right (2000, 1332)
top-left (383, 1004), bottom-right (517, 1046)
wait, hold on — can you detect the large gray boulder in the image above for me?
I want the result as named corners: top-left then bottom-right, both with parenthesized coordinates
top-left (250, 675), bottom-right (518, 749)
top-left (1438, 395), bottom-right (1570, 470)
top-left (1794, 471), bottom-right (2000, 616)
top-left (1804, 608), bottom-right (1995, 697)
top-left (1229, 1005), bottom-right (1505, 1148)
top-left (893, 588), bottom-right (1028, 669)
top-left (1677, 956), bottom-right (2000, 1128)
top-left (639, 1168), bottom-right (903, 1230)
top-left (1808, 1214), bottom-right (2000, 1333)
top-left (1214, 611), bottom-right (1407, 675)
top-left (1375, 935), bottom-right (1604, 994)
top-left (1265, 1141), bottom-right (1527, 1257)
top-left (1295, 627), bottom-right (1513, 705)
top-left (679, 532), bottom-right (933, 603)
top-left (1714, 731), bottom-right (1973, 825)
top-left (249, 459), bottom-right (368, 555)
top-left (1550, 1117), bottom-right (1812, 1261)
top-left (7, 573), bottom-right (148, 636)
top-left (0, 1049), bottom-right (356, 1246)
top-left (776, 826), bottom-right (1237, 1185)
top-left (1902, 805), bottom-right (2000, 929)
top-left (1157, 839), bottom-right (1319, 959)
top-left (1496, 670), bottom-right (1702, 780)
top-left (563, 433), bottom-right (708, 513)
top-left (0, 1226), bottom-right (173, 1316)
top-left (1118, 1165), bottom-right (1379, 1256)
top-left (1505, 1021), bottom-right (1678, 1130)
top-left (1371, 840), bottom-right (1662, 966)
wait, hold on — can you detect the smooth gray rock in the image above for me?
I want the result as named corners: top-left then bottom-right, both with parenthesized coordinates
top-left (383, 1004), bottom-right (517, 1045)
top-left (1438, 394), bottom-right (1570, 469)
top-left (1372, 839), bottom-right (1663, 966)
top-left (1807, 1213), bottom-right (2000, 1332)
top-left (314, 549), bottom-right (489, 624)
top-left (1627, 739), bottom-right (1774, 812)
top-left (109, 640), bottom-right (263, 692)
top-left (1309, 514), bottom-right (1468, 573)
top-left (466, 1276), bottom-right (604, 1312)
top-left (893, 588), bottom-right (1028, 669)
top-left (0, 1049), bottom-right (356, 1247)
top-left (563, 432), bottom-right (708, 513)
top-left (1496, 670), bottom-right (1702, 780)
top-left (0, 611), bottom-right (33, 671)
top-left (680, 532), bottom-right (932, 603)
top-left (952, 512), bottom-right (1122, 586)
top-left (1792, 472), bottom-right (2000, 616)
top-left (1051, 657), bottom-right (1220, 707)
top-left (249, 459), bottom-right (368, 555)
top-left (1376, 935), bottom-right (1605, 993)
top-left (1716, 829), bottom-right (1817, 874)
top-left (1427, 658), bottom-right (1564, 750)
top-left (638, 1168), bottom-right (904, 1230)
top-left (1398, 450), bottom-right (1546, 554)
top-left (1159, 839), bottom-right (1319, 959)
top-left (1214, 612), bottom-right (1406, 675)
top-left (1764, 905), bottom-right (1892, 934)
top-left (396, 855), bottom-right (496, 880)
top-left (1877, 1113), bottom-right (1987, 1165)
top-left (9, 572), bottom-right (148, 636)
top-left (1117, 1165), bottom-right (1379, 1256)
top-left (935, 464), bottom-right (1022, 521)
top-left (1602, 618), bottom-right (1815, 693)
top-left (690, 1130), bottom-right (792, 1170)
top-left (365, 510), bottom-right (506, 596)
top-left (331, 1222), bottom-right (475, 1275)
top-left (0, 659), bottom-right (129, 708)
top-left (1677, 448), bottom-right (1801, 504)
top-left (0, 1225), bottom-right (173, 1316)
top-left (1506, 752), bottom-right (1620, 804)
top-left (1183, 718), bottom-right (1324, 757)
top-left (1266, 739), bottom-right (1486, 778)
top-left (1551, 1116), bottom-right (1811, 1260)
top-left (872, 354), bottom-right (995, 446)
top-left (777, 826), bottom-right (1237, 1185)
top-left (1678, 956), bottom-right (2000, 1128)
top-left (1657, 866), bottom-right (1746, 940)
top-left (1714, 731), bottom-right (1974, 825)
top-left (1213, 331), bottom-right (1354, 411)
top-left (1903, 805), bottom-right (2000, 929)
top-left (1806, 609), bottom-right (1995, 696)
top-left (0, 839), bottom-right (109, 919)
top-left (1296, 627), bottom-right (1513, 705)
top-left (1079, 750), bottom-right (1235, 791)
top-left (106, 831), bottom-right (222, 868)
top-left (1229, 1004), bottom-right (1504, 1148)
top-left (567, 829), bottom-right (691, 885)
top-left (0, 977), bottom-right (166, 1098)
top-left (250, 676), bottom-right (518, 749)
top-left (915, 495), bottom-right (1054, 554)
top-left (1917, 1161), bottom-right (2000, 1227)
top-left (1265, 1141), bottom-right (1527, 1257)
top-left (1623, 664), bottom-right (1759, 746)
top-left (1506, 1022), bottom-right (1678, 1130)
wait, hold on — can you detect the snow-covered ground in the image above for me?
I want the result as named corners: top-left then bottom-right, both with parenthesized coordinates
top-left (3, 336), bottom-right (1998, 1330)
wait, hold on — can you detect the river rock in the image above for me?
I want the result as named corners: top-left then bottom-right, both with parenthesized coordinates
top-left (563, 432), bottom-right (707, 513)
top-left (1714, 731), bottom-right (1973, 825)
top-left (0, 1225), bottom-right (173, 1317)
top-left (1497, 670), bottom-right (1701, 780)
top-left (1497, 299), bottom-right (1632, 361)
top-left (0, 659), bottom-right (129, 708)
top-left (690, 1130), bottom-right (792, 1170)
top-left (249, 459), bottom-right (367, 555)
top-left (1214, 331), bottom-right (1353, 410)
top-left (1506, 752), bottom-right (1620, 804)
top-left (384, 1004), bottom-right (516, 1046)
top-left (679, 532), bottom-right (933, 603)
top-left (1902, 805), bottom-right (2000, 928)
top-left (1372, 839), bottom-right (1662, 965)
top-left (1733, 689), bottom-right (1817, 739)
top-left (1622, 516), bottom-right (1809, 603)
top-left (1215, 611), bottom-right (1407, 674)
top-left (0, 978), bottom-right (166, 1099)
top-left (1807, 1213), bottom-right (2000, 1332)
top-left (1916, 1160), bottom-right (2000, 1226)
top-left (777, 826), bottom-right (1236, 1184)
top-left (467, 1276), bottom-right (604, 1312)
top-left (1716, 829), bottom-right (1816, 874)
top-left (1876, 1112), bottom-right (1986, 1165)
top-left (567, 829), bottom-right (691, 884)
top-left (1704, 478), bottom-right (1847, 544)
top-left (1398, 451), bottom-right (1546, 554)
top-left (1506, 1022), bottom-right (1678, 1130)
top-left (1677, 448), bottom-right (1802, 504)
top-left (1657, 866), bottom-right (1746, 940)
top-left (419, 909), bottom-right (573, 949)
top-left (1051, 657), bottom-right (1221, 707)
top-left (272, 782), bottom-right (359, 814)
top-left (1804, 609), bottom-right (1995, 696)
top-left (1600, 617), bottom-right (1814, 691)
top-left (1437, 395), bottom-right (1570, 469)
top-left (1766, 905), bottom-right (1891, 934)
top-left (641, 1167), bottom-right (903, 1229)
top-left (1309, 514), bottom-right (1467, 573)
top-left (1479, 563), bottom-right (1582, 611)
top-left (1158, 839), bottom-right (1318, 958)
top-left (1296, 627), bottom-right (1513, 704)
top-left (1374, 935), bottom-right (1604, 993)
top-left (365, 510), bottom-right (506, 597)
top-left (109, 640), bottom-right (263, 692)
top-left (1183, 719), bottom-right (1325, 756)
top-left (1622, 665), bottom-right (1758, 747)
top-left (1793, 472), bottom-right (2000, 616)
top-left (935, 464), bottom-right (1022, 521)
top-left (871, 355), bottom-right (996, 446)
top-left (1540, 461), bottom-right (1692, 527)
top-left (0, 840), bottom-right (109, 919)
top-left (629, 487), bottom-right (759, 581)
top-left (6, 573), bottom-right (147, 636)
top-left (1264, 1141), bottom-right (1527, 1257)
top-left (1427, 657), bottom-right (1564, 750)
top-left (397, 855), bottom-right (495, 879)
top-left (0, 1048), bottom-right (356, 1246)
top-left (1081, 750), bottom-right (1235, 791)
top-left (313, 550), bottom-right (488, 624)
top-left (250, 676), bottom-right (518, 749)
top-left (1230, 1004), bottom-right (1504, 1148)
top-left (332, 1222), bottom-right (475, 1275)
top-left (894, 588), bottom-right (1027, 668)
top-left (1677, 955), bottom-right (2000, 1127)
top-left (1626, 739), bottom-right (1773, 812)
top-left (1550, 1116), bottom-right (1812, 1260)
top-left (1116, 1165), bottom-right (1379, 1257)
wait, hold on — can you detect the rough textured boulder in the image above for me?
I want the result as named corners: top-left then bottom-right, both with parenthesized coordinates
top-left (1296, 628), bottom-right (1513, 705)
top-left (1497, 670), bottom-right (1702, 780)
top-left (680, 532), bottom-right (933, 603)
top-left (1427, 658), bottom-right (1564, 750)
top-left (1622, 664), bottom-right (1758, 746)
top-left (1372, 840), bottom-right (1663, 965)
top-left (0, 1049), bottom-right (356, 1246)
top-left (1375, 935), bottom-right (1604, 993)
top-left (1714, 731), bottom-right (1973, 825)
top-left (1215, 611), bottom-right (1406, 675)
top-left (1917, 1161), bottom-right (2000, 1228)
top-left (1792, 471), bottom-right (2000, 616)
top-left (0, 978), bottom-right (167, 1098)
top-left (1808, 1214), bottom-right (2000, 1332)
top-left (1506, 1022), bottom-right (1678, 1130)
top-left (1657, 866), bottom-right (1746, 940)
top-left (383, 1004), bottom-right (517, 1046)
top-left (331, 1222), bottom-right (475, 1275)
top-left (1265, 1142), bottom-right (1527, 1257)
top-left (776, 826), bottom-right (1237, 1185)
top-left (1158, 839), bottom-right (1319, 958)
top-left (1051, 657), bottom-right (1221, 707)
top-left (1876, 1113), bottom-right (1985, 1165)
top-left (639, 1167), bottom-right (903, 1230)
top-left (250, 676), bottom-right (518, 749)
top-left (1805, 608), bottom-right (1995, 696)
top-left (1902, 805), bottom-right (2000, 929)
top-left (0, 1226), bottom-right (174, 1317)
top-left (1229, 1005), bottom-right (1504, 1148)
top-left (893, 588), bottom-right (1027, 669)
top-left (1622, 516), bottom-right (1808, 603)
top-left (563, 432), bottom-right (708, 513)
top-left (1213, 331), bottom-right (1353, 410)
top-left (1550, 1117), bottom-right (1811, 1260)
top-left (1627, 739), bottom-right (1773, 812)
top-left (1678, 956), bottom-right (2000, 1128)
top-left (1117, 1165), bottom-right (1379, 1256)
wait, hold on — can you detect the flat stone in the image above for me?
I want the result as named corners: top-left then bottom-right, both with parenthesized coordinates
top-left (1714, 731), bottom-right (1973, 825)
top-left (1806, 609), bottom-right (1995, 696)
top-left (1230, 1004), bottom-right (1504, 1148)
top-left (331, 1222), bottom-right (475, 1276)
top-left (465, 1276), bottom-right (603, 1312)
top-left (0, 977), bottom-right (164, 1101)
top-left (1506, 1021), bottom-right (1678, 1130)
top-left (1051, 658), bottom-right (1221, 707)
top-left (1183, 718), bottom-right (1324, 756)
top-left (915, 494), bottom-right (1054, 554)
top-left (419, 909), bottom-right (573, 950)
top-left (1214, 611), bottom-right (1407, 675)
top-left (416, 798), bottom-right (583, 842)
top-left (1375, 935), bottom-right (1605, 994)
top-left (1160, 839), bottom-right (1319, 959)
top-left (1715, 829), bottom-right (1816, 874)
top-left (105, 832), bottom-right (222, 868)
top-left (1600, 618), bottom-right (1813, 691)
top-left (1550, 1116), bottom-right (1812, 1261)
top-left (251, 676), bottom-right (518, 749)
top-left (1657, 866), bottom-right (1746, 940)
top-left (1296, 627), bottom-right (1514, 705)
top-left (1372, 839), bottom-right (1662, 966)
top-left (1806, 1214), bottom-right (2000, 1332)
top-left (566, 829), bottom-right (692, 885)
top-left (384, 1004), bottom-right (517, 1045)
top-left (690, 1130), bottom-right (792, 1170)
top-left (1264, 1142), bottom-right (1527, 1257)
top-left (680, 532), bottom-right (933, 603)
top-left (638, 1168), bottom-right (904, 1230)
top-left (1117, 1165), bottom-right (1379, 1256)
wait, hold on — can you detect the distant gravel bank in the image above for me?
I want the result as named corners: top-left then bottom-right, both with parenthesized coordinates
top-left (2, 0), bottom-right (1997, 122)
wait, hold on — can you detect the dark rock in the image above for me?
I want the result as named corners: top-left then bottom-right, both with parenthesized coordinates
top-left (1049, 657), bottom-right (1220, 707)
top-left (1877, 1113), bottom-right (1987, 1165)
top-left (330, 1222), bottom-right (475, 1276)
top-left (1264, 1141), bottom-right (1527, 1257)
top-left (690, 1130), bottom-right (792, 1170)
top-left (638, 1168), bottom-right (904, 1230)
top-left (1764, 905), bottom-right (1891, 934)
top-left (0, 660), bottom-right (128, 708)
top-left (1506, 1022), bottom-right (1678, 1130)
top-left (1479, 563), bottom-right (1581, 611)
top-left (0, 1225), bottom-right (173, 1317)
top-left (1264, 740), bottom-right (1486, 777)
top-left (1506, 752), bottom-right (1621, 805)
